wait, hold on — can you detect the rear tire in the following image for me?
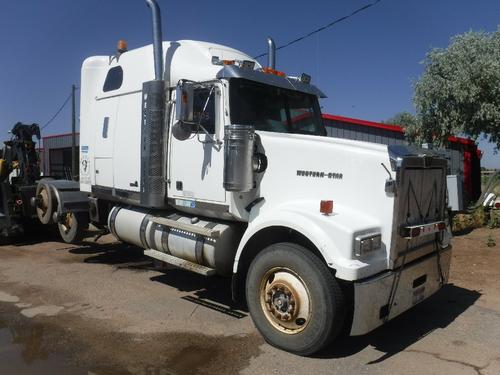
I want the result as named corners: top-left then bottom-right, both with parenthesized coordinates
top-left (246, 242), bottom-right (345, 356)
top-left (57, 212), bottom-right (89, 244)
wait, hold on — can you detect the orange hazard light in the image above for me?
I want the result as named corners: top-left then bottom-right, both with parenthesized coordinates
top-left (117, 40), bottom-right (128, 53)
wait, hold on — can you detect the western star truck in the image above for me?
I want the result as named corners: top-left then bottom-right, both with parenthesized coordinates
top-left (33, 0), bottom-right (452, 355)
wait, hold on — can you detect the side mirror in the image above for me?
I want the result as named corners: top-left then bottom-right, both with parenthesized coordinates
top-left (173, 81), bottom-right (195, 141)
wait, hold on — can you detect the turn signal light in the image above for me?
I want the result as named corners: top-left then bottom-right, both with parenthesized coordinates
top-left (436, 222), bottom-right (446, 231)
top-left (320, 200), bottom-right (333, 215)
top-left (223, 60), bottom-right (235, 65)
top-left (411, 227), bottom-right (421, 237)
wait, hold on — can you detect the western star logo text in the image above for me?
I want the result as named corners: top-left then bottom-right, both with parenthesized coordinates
top-left (296, 170), bottom-right (343, 179)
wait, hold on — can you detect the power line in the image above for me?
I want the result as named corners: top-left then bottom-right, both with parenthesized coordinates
top-left (41, 89), bottom-right (76, 131)
top-left (254, 0), bottom-right (382, 59)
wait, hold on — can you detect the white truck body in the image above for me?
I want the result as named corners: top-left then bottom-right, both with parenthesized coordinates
top-left (76, 39), bottom-right (452, 341)
top-left (28, 2), bottom-right (450, 355)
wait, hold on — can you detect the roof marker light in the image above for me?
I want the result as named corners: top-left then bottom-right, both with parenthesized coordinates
top-left (262, 67), bottom-right (286, 77)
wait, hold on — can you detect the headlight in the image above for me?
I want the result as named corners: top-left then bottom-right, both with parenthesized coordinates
top-left (354, 233), bottom-right (382, 256)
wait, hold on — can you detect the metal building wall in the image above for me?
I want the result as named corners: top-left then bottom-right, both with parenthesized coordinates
top-left (322, 114), bottom-right (479, 208)
top-left (324, 119), bottom-right (406, 146)
top-left (323, 116), bottom-right (463, 175)
top-left (42, 133), bottom-right (80, 176)
top-left (43, 133), bottom-right (80, 149)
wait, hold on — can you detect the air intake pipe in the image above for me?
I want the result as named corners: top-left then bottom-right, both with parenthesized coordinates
top-left (145, 0), bottom-right (164, 80)
top-left (267, 37), bottom-right (276, 70)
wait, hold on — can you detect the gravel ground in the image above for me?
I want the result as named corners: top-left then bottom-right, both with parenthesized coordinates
top-left (0, 227), bottom-right (498, 374)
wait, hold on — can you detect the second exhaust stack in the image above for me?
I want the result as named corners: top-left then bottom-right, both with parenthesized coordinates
top-left (267, 37), bottom-right (276, 70)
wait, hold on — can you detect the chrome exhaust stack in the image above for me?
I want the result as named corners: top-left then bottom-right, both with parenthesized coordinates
top-left (141, 0), bottom-right (167, 209)
top-left (267, 37), bottom-right (276, 70)
top-left (145, 0), bottom-right (164, 80)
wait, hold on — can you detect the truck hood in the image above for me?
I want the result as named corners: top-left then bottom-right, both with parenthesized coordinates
top-left (253, 131), bottom-right (394, 217)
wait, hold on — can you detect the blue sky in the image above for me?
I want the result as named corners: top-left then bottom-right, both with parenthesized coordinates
top-left (0, 0), bottom-right (498, 167)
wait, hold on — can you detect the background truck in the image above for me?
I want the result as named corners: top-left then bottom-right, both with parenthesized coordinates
top-left (0, 122), bottom-right (87, 242)
top-left (32, 0), bottom-right (453, 355)
top-left (0, 123), bottom-right (44, 237)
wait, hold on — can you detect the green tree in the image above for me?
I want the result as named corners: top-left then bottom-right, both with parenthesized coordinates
top-left (383, 111), bottom-right (419, 140)
top-left (384, 111), bottom-right (418, 127)
top-left (413, 29), bottom-right (500, 149)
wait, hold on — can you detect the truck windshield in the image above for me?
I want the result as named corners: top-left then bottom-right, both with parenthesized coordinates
top-left (229, 78), bottom-right (326, 136)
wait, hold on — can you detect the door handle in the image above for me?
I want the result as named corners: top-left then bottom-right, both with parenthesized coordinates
top-left (130, 181), bottom-right (138, 187)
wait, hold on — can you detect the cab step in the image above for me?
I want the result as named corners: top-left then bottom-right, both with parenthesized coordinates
top-left (144, 249), bottom-right (216, 276)
top-left (150, 217), bottom-right (220, 238)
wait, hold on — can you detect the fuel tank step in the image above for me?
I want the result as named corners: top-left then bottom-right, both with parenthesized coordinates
top-left (150, 216), bottom-right (221, 238)
top-left (144, 249), bottom-right (216, 276)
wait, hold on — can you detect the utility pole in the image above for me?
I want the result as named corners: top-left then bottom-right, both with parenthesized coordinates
top-left (71, 84), bottom-right (77, 180)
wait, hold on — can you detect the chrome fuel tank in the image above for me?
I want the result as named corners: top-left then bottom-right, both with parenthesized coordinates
top-left (108, 206), bottom-right (241, 276)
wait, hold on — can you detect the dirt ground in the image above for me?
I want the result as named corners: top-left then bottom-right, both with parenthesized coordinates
top-left (0, 227), bottom-right (499, 374)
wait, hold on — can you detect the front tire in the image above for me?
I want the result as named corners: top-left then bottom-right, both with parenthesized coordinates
top-left (57, 212), bottom-right (89, 244)
top-left (246, 243), bottom-right (345, 356)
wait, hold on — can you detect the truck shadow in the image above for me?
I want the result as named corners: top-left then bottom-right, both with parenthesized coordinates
top-left (150, 270), bottom-right (245, 316)
top-left (68, 242), bottom-right (156, 270)
top-left (66, 241), bottom-right (480, 358)
top-left (1, 224), bottom-right (61, 246)
top-left (68, 241), bottom-right (240, 312)
top-left (317, 283), bottom-right (481, 361)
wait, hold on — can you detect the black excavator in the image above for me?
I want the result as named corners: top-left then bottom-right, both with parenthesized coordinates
top-left (0, 122), bottom-right (42, 236)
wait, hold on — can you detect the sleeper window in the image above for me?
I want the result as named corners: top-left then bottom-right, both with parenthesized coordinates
top-left (103, 66), bottom-right (123, 92)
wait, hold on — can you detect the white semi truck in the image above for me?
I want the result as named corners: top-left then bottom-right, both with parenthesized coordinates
top-left (33, 0), bottom-right (452, 355)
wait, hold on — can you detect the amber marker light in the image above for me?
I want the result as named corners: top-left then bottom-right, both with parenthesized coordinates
top-left (117, 40), bottom-right (128, 53)
top-left (320, 200), bottom-right (334, 215)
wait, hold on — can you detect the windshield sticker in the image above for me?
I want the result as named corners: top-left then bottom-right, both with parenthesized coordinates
top-left (297, 170), bottom-right (343, 180)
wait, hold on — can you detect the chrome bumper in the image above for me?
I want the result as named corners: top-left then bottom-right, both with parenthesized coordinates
top-left (350, 246), bottom-right (452, 336)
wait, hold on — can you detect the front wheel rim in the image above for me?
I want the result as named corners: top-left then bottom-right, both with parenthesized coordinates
top-left (259, 267), bottom-right (312, 334)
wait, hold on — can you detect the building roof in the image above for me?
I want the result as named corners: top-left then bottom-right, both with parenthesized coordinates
top-left (42, 132), bottom-right (80, 140)
top-left (322, 113), bottom-right (477, 146)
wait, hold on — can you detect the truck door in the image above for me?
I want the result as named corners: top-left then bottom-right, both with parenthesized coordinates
top-left (113, 92), bottom-right (141, 193)
top-left (168, 83), bottom-right (226, 204)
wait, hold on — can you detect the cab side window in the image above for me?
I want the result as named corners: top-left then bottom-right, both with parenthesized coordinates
top-left (193, 88), bottom-right (216, 134)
